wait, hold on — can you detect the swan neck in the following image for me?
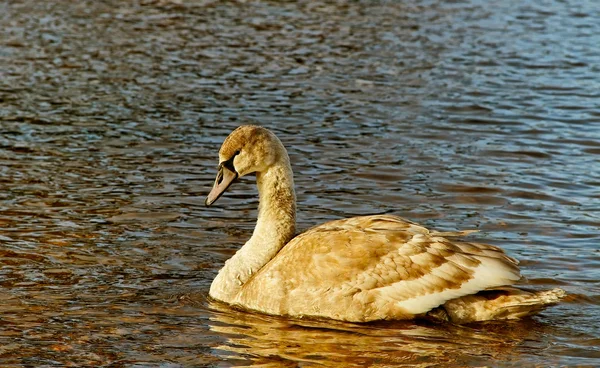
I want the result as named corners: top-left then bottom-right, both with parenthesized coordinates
top-left (209, 157), bottom-right (296, 303)
top-left (254, 160), bottom-right (296, 245)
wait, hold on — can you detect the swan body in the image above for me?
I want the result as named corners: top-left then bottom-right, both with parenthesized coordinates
top-left (206, 125), bottom-right (565, 323)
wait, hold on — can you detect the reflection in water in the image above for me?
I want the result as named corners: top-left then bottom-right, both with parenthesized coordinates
top-left (207, 300), bottom-right (553, 367)
top-left (0, 0), bottom-right (599, 366)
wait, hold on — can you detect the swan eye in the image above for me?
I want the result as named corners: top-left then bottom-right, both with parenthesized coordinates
top-left (221, 150), bottom-right (241, 173)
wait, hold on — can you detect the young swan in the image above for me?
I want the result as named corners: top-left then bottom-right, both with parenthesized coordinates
top-left (206, 125), bottom-right (566, 323)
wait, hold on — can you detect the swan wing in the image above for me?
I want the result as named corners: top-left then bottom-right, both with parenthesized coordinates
top-left (236, 215), bottom-right (521, 321)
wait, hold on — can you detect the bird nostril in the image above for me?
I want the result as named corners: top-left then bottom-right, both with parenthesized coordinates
top-left (217, 171), bottom-right (223, 185)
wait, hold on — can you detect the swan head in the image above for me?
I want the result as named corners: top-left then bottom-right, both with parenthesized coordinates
top-left (205, 125), bottom-right (283, 206)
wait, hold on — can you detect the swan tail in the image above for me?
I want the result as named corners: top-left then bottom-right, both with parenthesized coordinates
top-left (426, 287), bottom-right (566, 324)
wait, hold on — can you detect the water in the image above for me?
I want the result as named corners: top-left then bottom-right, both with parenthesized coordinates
top-left (0, 0), bottom-right (599, 366)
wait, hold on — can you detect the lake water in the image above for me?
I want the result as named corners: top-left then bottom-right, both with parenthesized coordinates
top-left (0, 0), bottom-right (599, 366)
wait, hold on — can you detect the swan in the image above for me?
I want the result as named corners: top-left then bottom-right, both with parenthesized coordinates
top-left (205, 125), bottom-right (565, 323)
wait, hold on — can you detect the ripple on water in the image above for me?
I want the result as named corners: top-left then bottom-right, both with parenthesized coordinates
top-left (0, 0), bottom-right (599, 366)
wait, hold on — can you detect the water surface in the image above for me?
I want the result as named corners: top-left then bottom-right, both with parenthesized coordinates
top-left (0, 0), bottom-right (599, 366)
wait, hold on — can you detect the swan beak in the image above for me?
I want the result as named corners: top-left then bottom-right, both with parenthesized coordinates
top-left (205, 166), bottom-right (238, 206)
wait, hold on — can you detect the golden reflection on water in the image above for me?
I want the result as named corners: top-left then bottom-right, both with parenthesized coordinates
top-left (206, 300), bottom-right (554, 367)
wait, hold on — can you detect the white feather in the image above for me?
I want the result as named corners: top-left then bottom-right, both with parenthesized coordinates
top-left (383, 257), bottom-right (521, 315)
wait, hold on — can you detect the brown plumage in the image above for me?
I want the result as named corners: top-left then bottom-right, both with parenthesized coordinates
top-left (206, 125), bottom-right (565, 323)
